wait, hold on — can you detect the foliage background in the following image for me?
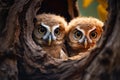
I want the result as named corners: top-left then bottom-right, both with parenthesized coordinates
top-left (78, 0), bottom-right (108, 22)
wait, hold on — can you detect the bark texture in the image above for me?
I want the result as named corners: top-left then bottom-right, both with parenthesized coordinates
top-left (0, 0), bottom-right (120, 80)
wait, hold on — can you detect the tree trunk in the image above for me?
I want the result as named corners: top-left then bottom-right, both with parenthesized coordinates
top-left (0, 0), bottom-right (120, 80)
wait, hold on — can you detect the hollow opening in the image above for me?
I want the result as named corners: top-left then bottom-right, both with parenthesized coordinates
top-left (35, 0), bottom-right (106, 61)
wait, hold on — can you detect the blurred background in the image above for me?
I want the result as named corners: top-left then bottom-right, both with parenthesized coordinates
top-left (78, 0), bottom-right (108, 22)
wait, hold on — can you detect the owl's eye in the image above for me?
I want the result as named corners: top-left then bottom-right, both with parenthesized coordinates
top-left (74, 30), bottom-right (83, 39)
top-left (38, 25), bottom-right (46, 34)
top-left (90, 31), bottom-right (97, 39)
top-left (54, 28), bottom-right (60, 36)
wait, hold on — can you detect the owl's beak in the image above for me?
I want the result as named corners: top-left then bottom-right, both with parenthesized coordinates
top-left (48, 34), bottom-right (52, 46)
top-left (84, 39), bottom-right (87, 48)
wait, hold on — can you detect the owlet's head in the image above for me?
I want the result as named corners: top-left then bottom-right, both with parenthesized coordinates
top-left (66, 17), bottom-right (103, 52)
top-left (32, 13), bottom-right (67, 47)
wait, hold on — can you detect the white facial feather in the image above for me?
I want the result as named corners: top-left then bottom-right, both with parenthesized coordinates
top-left (41, 22), bottom-right (51, 40)
top-left (52, 25), bottom-right (59, 40)
top-left (75, 27), bottom-right (85, 43)
top-left (41, 22), bottom-right (60, 41)
top-left (87, 26), bottom-right (96, 43)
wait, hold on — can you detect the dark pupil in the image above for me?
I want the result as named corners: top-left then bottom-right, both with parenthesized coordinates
top-left (76, 31), bottom-right (81, 36)
top-left (74, 30), bottom-right (82, 39)
top-left (40, 27), bottom-right (45, 32)
top-left (55, 28), bottom-right (60, 34)
top-left (91, 32), bottom-right (97, 38)
top-left (91, 33), bottom-right (95, 37)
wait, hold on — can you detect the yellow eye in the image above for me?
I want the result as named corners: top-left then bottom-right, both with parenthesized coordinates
top-left (74, 30), bottom-right (83, 39)
top-left (54, 28), bottom-right (60, 36)
top-left (90, 31), bottom-right (97, 39)
top-left (38, 25), bottom-right (46, 34)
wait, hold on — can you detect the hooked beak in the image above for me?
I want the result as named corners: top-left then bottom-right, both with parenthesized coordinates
top-left (48, 34), bottom-right (52, 46)
top-left (84, 39), bottom-right (87, 48)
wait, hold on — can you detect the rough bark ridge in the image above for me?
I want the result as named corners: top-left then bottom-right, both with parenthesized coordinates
top-left (0, 0), bottom-right (120, 80)
top-left (0, 0), bottom-right (79, 80)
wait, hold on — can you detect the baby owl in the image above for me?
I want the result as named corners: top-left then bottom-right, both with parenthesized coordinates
top-left (66, 17), bottom-right (103, 57)
top-left (32, 13), bottom-right (68, 59)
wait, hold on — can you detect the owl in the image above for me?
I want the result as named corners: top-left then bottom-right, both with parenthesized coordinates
top-left (66, 17), bottom-right (103, 57)
top-left (32, 13), bottom-right (68, 59)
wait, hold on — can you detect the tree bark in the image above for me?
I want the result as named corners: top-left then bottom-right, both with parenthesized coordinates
top-left (0, 0), bottom-right (120, 80)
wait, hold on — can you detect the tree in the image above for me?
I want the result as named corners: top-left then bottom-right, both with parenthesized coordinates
top-left (0, 0), bottom-right (120, 80)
